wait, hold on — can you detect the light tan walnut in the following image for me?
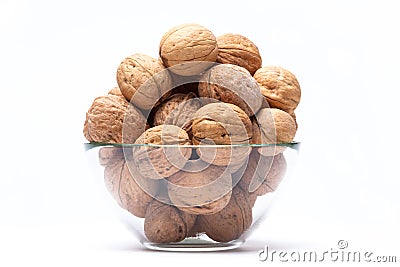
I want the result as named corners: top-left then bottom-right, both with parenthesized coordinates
top-left (144, 199), bottom-right (196, 243)
top-left (253, 108), bottom-right (297, 155)
top-left (83, 94), bottom-right (147, 143)
top-left (191, 102), bottom-right (252, 166)
top-left (198, 64), bottom-right (263, 116)
top-left (104, 157), bottom-right (158, 218)
top-left (197, 187), bottom-right (252, 242)
top-left (238, 150), bottom-right (287, 197)
top-left (254, 66), bottom-right (301, 113)
top-left (168, 162), bottom-right (232, 215)
top-left (116, 53), bottom-right (172, 110)
top-left (159, 23), bottom-right (218, 76)
top-left (216, 33), bottom-right (262, 75)
top-left (153, 92), bottom-right (202, 127)
top-left (132, 125), bottom-right (191, 179)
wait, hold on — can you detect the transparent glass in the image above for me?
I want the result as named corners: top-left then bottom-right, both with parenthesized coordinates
top-left (85, 142), bottom-right (300, 251)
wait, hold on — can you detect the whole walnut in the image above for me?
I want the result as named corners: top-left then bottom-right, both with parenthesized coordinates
top-left (133, 125), bottom-right (191, 179)
top-left (238, 150), bottom-right (287, 197)
top-left (159, 23), bottom-right (218, 76)
top-left (153, 92), bottom-right (202, 127)
top-left (216, 33), bottom-right (262, 75)
top-left (254, 66), bottom-right (301, 113)
top-left (198, 64), bottom-right (263, 116)
top-left (83, 93), bottom-right (147, 143)
top-left (144, 199), bottom-right (196, 243)
top-left (253, 108), bottom-right (297, 155)
top-left (168, 162), bottom-right (232, 215)
top-left (197, 187), bottom-right (252, 242)
top-left (104, 157), bottom-right (158, 218)
top-left (116, 53), bottom-right (172, 110)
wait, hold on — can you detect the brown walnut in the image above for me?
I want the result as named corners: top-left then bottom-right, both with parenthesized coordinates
top-left (217, 33), bottom-right (262, 75)
top-left (168, 163), bottom-right (232, 215)
top-left (254, 66), bottom-right (301, 113)
top-left (144, 199), bottom-right (196, 243)
top-left (133, 125), bottom-right (191, 179)
top-left (197, 186), bottom-right (252, 242)
top-left (116, 53), bottom-right (172, 110)
top-left (198, 64), bottom-right (263, 117)
top-left (83, 93), bottom-right (147, 143)
top-left (159, 23), bottom-right (218, 76)
top-left (104, 157), bottom-right (158, 218)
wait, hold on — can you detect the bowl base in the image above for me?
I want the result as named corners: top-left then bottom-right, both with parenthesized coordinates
top-left (142, 234), bottom-right (244, 252)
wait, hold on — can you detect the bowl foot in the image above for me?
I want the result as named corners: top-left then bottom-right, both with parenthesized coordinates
top-left (141, 234), bottom-right (244, 252)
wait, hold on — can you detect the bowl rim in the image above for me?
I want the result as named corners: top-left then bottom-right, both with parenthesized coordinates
top-left (84, 141), bottom-right (300, 151)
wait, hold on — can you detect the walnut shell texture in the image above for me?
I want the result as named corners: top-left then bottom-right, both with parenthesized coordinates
top-left (144, 199), bottom-right (196, 243)
top-left (198, 186), bottom-right (252, 242)
top-left (217, 33), bottom-right (262, 75)
top-left (159, 23), bottom-right (218, 76)
top-left (168, 163), bottom-right (232, 215)
top-left (83, 94), bottom-right (147, 143)
top-left (238, 150), bottom-right (287, 196)
top-left (153, 92), bottom-right (202, 127)
top-left (104, 158), bottom-right (158, 218)
top-left (133, 125), bottom-right (191, 179)
top-left (254, 66), bottom-right (301, 113)
top-left (116, 53), bottom-right (172, 110)
top-left (198, 64), bottom-right (263, 116)
top-left (191, 102), bottom-right (252, 145)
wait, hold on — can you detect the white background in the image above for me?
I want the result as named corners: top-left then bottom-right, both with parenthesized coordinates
top-left (1, 0), bottom-right (399, 266)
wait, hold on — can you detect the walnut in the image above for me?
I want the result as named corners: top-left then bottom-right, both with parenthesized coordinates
top-left (197, 186), bottom-right (252, 242)
top-left (104, 157), bottom-right (158, 218)
top-left (83, 93), bottom-right (147, 143)
top-left (238, 150), bottom-right (287, 197)
top-left (132, 125), bottom-right (191, 179)
top-left (159, 23), bottom-right (218, 76)
top-left (153, 92), bottom-right (202, 127)
top-left (216, 33), bottom-right (262, 75)
top-left (98, 146), bottom-right (123, 166)
top-left (144, 199), bottom-right (196, 243)
top-left (254, 66), bottom-right (301, 113)
top-left (191, 102), bottom-right (252, 166)
top-left (253, 108), bottom-right (297, 155)
top-left (198, 64), bottom-right (263, 116)
top-left (116, 53), bottom-right (172, 110)
top-left (168, 163), bottom-right (232, 215)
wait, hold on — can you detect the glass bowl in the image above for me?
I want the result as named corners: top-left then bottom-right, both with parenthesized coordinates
top-left (84, 142), bottom-right (300, 251)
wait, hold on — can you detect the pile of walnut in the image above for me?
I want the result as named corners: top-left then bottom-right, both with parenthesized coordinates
top-left (84, 23), bottom-right (301, 243)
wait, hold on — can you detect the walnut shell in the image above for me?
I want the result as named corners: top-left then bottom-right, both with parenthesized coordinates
top-left (104, 158), bottom-right (158, 218)
top-left (133, 125), bottom-right (191, 179)
top-left (168, 163), bottom-right (232, 215)
top-left (83, 94), bottom-right (147, 143)
top-left (159, 23), bottom-right (218, 76)
top-left (192, 102), bottom-right (252, 145)
top-left (197, 186), bottom-right (252, 242)
top-left (144, 199), bottom-right (196, 243)
top-left (254, 66), bottom-right (301, 113)
top-left (216, 33), bottom-right (262, 75)
top-left (153, 92), bottom-right (202, 127)
top-left (116, 53), bottom-right (172, 110)
top-left (192, 102), bottom-right (252, 166)
top-left (253, 108), bottom-right (296, 155)
top-left (238, 150), bottom-right (287, 196)
top-left (198, 64), bottom-right (263, 116)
